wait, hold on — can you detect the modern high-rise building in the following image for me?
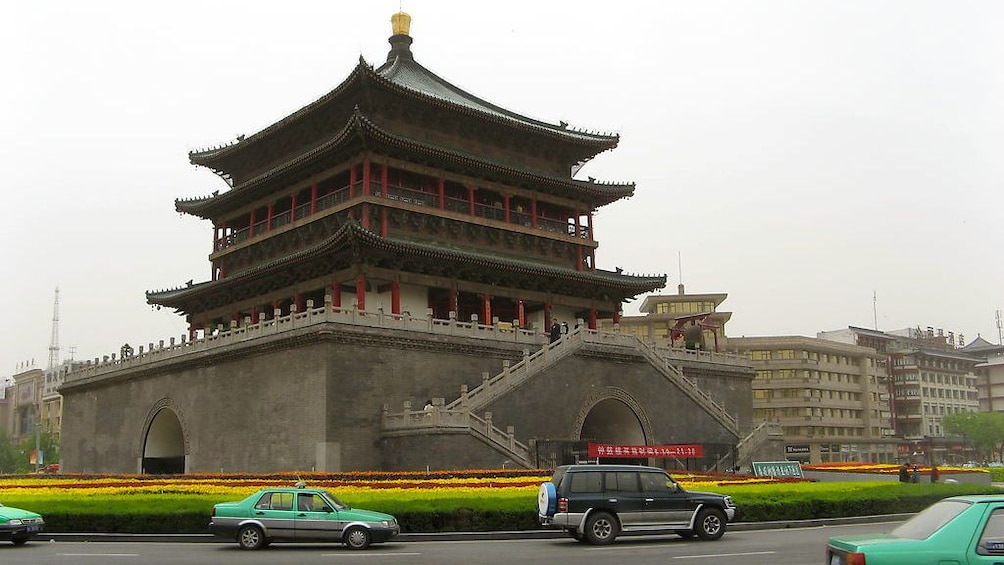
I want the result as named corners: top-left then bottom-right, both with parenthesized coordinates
top-left (729, 335), bottom-right (896, 464)
top-left (819, 326), bottom-right (981, 463)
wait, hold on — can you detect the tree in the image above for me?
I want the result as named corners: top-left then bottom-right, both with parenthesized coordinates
top-left (943, 411), bottom-right (1004, 462)
top-left (0, 427), bottom-right (19, 473)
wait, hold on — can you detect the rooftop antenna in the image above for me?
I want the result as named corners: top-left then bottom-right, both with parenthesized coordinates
top-left (48, 287), bottom-right (60, 369)
top-left (677, 251), bottom-right (685, 295)
top-left (873, 290), bottom-right (878, 330)
top-left (996, 309), bottom-right (1002, 346)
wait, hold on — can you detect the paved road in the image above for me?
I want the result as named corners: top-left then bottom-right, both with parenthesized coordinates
top-left (0, 520), bottom-right (903, 565)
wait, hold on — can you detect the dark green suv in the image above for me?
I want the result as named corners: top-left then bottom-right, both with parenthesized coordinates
top-left (537, 464), bottom-right (736, 544)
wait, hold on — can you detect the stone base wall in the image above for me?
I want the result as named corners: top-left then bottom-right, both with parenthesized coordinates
top-left (59, 323), bottom-right (753, 473)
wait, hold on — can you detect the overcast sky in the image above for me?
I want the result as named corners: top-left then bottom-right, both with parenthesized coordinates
top-left (3, 1), bottom-right (1002, 375)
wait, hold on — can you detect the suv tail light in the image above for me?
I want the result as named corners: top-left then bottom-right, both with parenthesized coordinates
top-left (558, 498), bottom-right (568, 513)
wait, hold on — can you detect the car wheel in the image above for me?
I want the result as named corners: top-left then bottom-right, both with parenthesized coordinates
top-left (12, 536), bottom-right (29, 547)
top-left (344, 526), bottom-right (372, 550)
top-left (237, 524), bottom-right (266, 550)
top-left (584, 511), bottom-right (618, 545)
top-left (695, 507), bottom-right (726, 540)
top-left (675, 529), bottom-right (695, 539)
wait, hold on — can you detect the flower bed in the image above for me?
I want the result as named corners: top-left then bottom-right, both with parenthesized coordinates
top-left (0, 468), bottom-right (996, 533)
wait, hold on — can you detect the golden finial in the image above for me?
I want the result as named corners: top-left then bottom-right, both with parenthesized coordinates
top-left (391, 11), bottom-right (411, 36)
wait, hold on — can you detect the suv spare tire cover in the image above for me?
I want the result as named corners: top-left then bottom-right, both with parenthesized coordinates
top-left (538, 482), bottom-right (557, 515)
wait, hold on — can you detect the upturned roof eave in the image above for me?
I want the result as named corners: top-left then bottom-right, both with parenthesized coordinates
top-left (147, 222), bottom-right (665, 307)
top-left (189, 53), bottom-right (619, 173)
top-left (176, 110), bottom-right (634, 218)
top-left (374, 54), bottom-right (619, 149)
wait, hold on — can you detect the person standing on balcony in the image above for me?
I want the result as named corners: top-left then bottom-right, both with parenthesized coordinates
top-left (549, 319), bottom-right (561, 343)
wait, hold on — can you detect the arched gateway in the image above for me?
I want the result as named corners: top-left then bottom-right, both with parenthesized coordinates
top-left (141, 407), bottom-right (186, 474)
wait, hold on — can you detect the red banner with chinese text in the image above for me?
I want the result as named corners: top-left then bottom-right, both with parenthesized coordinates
top-left (587, 443), bottom-right (704, 459)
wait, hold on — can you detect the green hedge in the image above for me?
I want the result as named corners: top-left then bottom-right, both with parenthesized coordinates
top-left (14, 482), bottom-right (1002, 533)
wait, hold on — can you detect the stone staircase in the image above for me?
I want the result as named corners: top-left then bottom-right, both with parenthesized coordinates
top-left (711, 420), bottom-right (783, 472)
top-left (382, 326), bottom-right (742, 468)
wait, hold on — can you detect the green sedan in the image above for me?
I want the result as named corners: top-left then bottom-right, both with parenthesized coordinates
top-left (210, 484), bottom-right (399, 550)
top-left (0, 503), bottom-right (45, 546)
top-left (827, 494), bottom-right (1004, 564)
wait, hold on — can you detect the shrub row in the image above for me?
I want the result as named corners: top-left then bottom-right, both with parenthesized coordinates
top-left (32, 485), bottom-right (999, 533)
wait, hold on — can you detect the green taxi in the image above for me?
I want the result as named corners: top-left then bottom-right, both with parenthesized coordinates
top-left (827, 494), bottom-right (1004, 564)
top-left (0, 503), bottom-right (45, 546)
top-left (210, 483), bottom-right (399, 550)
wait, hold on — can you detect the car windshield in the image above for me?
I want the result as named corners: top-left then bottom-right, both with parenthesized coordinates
top-left (889, 499), bottom-right (972, 540)
top-left (321, 490), bottom-right (349, 510)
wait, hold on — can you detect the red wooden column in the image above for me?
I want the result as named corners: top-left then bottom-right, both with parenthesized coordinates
top-left (613, 304), bottom-right (621, 325)
top-left (531, 198), bottom-right (538, 228)
top-left (438, 177), bottom-right (445, 209)
top-left (251, 305), bottom-right (259, 324)
top-left (295, 291), bottom-right (304, 313)
top-left (355, 273), bottom-right (367, 311)
top-left (361, 160), bottom-right (371, 229)
top-left (503, 195), bottom-right (511, 223)
top-left (249, 209), bottom-right (256, 234)
top-left (467, 185), bottom-right (475, 216)
top-left (518, 299), bottom-right (525, 328)
top-left (482, 294), bottom-right (492, 326)
top-left (290, 193), bottom-right (298, 221)
top-left (310, 183), bottom-right (318, 214)
top-left (587, 211), bottom-right (594, 240)
top-left (391, 279), bottom-right (401, 315)
top-left (543, 303), bottom-right (551, 329)
top-left (589, 308), bottom-right (597, 330)
top-left (449, 287), bottom-right (458, 316)
top-left (267, 203), bottom-right (274, 231)
top-left (380, 164), bottom-right (389, 236)
top-left (331, 281), bottom-right (341, 310)
top-left (576, 247), bottom-right (583, 271)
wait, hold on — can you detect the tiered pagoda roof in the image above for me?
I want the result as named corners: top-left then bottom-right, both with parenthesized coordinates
top-left (148, 220), bottom-right (664, 313)
top-left (183, 24), bottom-right (626, 214)
top-left (150, 13), bottom-right (666, 316)
top-left (177, 109), bottom-right (634, 220)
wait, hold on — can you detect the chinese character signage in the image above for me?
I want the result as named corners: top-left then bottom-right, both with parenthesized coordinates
top-left (751, 460), bottom-right (803, 478)
top-left (587, 443), bottom-right (704, 459)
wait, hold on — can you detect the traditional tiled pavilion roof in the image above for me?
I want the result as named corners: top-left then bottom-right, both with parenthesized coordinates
top-left (146, 221), bottom-right (665, 313)
top-left (185, 29), bottom-right (622, 207)
top-left (151, 16), bottom-right (666, 317)
top-left (177, 108), bottom-right (634, 219)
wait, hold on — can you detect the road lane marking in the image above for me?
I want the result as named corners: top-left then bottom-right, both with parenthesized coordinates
top-left (58, 554), bottom-right (139, 557)
top-left (672, 551), bottom-right (776, 559)
top-left (320, 552), bottom-right (422, 557)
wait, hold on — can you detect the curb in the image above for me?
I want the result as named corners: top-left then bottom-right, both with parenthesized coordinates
top-left (42, 514), bottom-right (914, 544)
